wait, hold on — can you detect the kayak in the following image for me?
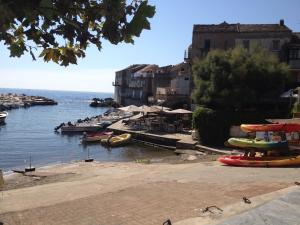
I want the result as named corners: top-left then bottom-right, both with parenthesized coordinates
top-left (241, 123), bottom-right (300, 133)
top-left (101, 133), bottom-right (131, 147)
top-left (218, 155), bottom-right (300, 167)
top-left (228, 138), bottom-right (288, 150)
top-left (81, 131), bottom-right (113, 143)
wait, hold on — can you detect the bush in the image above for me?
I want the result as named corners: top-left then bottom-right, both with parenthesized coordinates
top-left (192, 107), bottom-right (231, 146)
top-left (292, 101), bottom-right (300, 114)
top-left (193, 107), bottom-right (290, 146)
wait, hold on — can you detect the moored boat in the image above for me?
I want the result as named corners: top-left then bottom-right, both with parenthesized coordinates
top-left (241, 123), bottom-right (300, 133)
top-left (101, 133), bottom-right (132, 147)
top-left (218, 155), bottom-right (300, 167)
top-left (81, 131), bottom-right (113, 143)
top-left (61, 124), bottom-right (103, 133)
top-left (228, 137), bottom-right (288, 150)
top-left (0, 111), bottom-right (8, 124)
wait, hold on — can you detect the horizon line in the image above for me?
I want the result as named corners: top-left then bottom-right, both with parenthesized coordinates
top-left (0, 87), bottom-right (114, 94)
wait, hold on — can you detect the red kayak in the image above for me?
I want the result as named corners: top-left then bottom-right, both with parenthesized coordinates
top-left (241, 123), bottom-right (300, 133)
top-left (218, 155), bottom-right (300, 167)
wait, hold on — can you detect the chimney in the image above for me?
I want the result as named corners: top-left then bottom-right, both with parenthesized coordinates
top-left (280, 19), bottom-right (284, 26)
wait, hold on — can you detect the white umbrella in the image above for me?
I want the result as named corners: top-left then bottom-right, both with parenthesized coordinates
top-left (118, 105), bottom-right (140, 112)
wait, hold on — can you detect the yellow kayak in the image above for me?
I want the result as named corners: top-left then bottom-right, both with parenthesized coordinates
top-left (101, 133), bottom-right (132, 147)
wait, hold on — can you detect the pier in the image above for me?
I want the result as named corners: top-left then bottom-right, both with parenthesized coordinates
top-left (108, 119), bottom-right (198, 149)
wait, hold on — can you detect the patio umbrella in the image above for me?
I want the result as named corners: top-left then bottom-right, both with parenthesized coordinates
top-left (118, 105), bottom-right (140, 112)
top-left (166, 109), bottom-right (192, 114)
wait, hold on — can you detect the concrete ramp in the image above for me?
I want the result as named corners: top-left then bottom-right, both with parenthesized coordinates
top-left (218, 188), bottom-right (300, 225)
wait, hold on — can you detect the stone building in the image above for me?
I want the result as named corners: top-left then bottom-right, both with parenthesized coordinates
top-left (114, 63), bottom-right (192, 107)
top-left (288, 33), bottom-right (300, 81)
top-left (188, 19), bottom-right (300, 81)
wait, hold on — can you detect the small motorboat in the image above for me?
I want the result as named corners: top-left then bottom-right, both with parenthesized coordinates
top-left (101, 133), bottom-right (132, 147)
top-left (81, 131), bottom-right (113, 143)
top-left (218, 155), bottom-right (300, 167)
top-left (0, 111), bottom-right (8, 124)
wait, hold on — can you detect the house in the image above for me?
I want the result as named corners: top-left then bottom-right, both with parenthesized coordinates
top-left (114, 63), bottom-right (192, 108)
top-left (288, 33), bottom-right (300, 82)
top-left (187, 19), bottom-right (300, 82)
top-left (189, 20), bottom-right (292, 61)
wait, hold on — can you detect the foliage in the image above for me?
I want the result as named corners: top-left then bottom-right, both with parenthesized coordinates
top-left (192, 107), bottom-right (231, 145)
top-left (0, 0), bottom-right (155, 66)
top-left (192, 47), bottom-right (290, 110)
top-left (192, 106), bottom-right (290, 146)
top-left (292, 101), bottom-right (300, 114)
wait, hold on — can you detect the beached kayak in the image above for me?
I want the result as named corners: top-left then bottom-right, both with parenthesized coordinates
top-left (241, 123), bottom-right (300, 133)
top-left (218, 155), bottom-right (300, 167)
top-left (101, 133), bottom-right (132, 147)
top-left (228, 138), bottom-right (288, 149)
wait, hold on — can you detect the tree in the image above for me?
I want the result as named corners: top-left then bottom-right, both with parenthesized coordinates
top-left (0, 0), bottom-right (155, 66)
top-left (192, 47), bottom-right (290, 110)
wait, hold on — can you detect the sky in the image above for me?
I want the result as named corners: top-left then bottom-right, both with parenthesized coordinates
top-left (1, 0), bottom-right (300, 93)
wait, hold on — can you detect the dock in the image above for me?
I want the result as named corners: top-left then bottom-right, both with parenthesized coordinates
top-left (107, 119), bottom-right (198, 149)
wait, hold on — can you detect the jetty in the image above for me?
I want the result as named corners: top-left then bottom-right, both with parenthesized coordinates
top-left (0, 93), bottom-right (57, 111)
top-left (108, 118), bottom-right (197, 149)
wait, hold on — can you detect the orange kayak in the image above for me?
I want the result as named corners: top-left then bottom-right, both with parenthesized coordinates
top-left (218, 155), bottom-right (300, 167)
top-left (240, 123), bottom-right (300, 133)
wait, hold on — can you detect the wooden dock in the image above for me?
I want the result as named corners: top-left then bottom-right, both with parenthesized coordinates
top-left (107, 120), bottom-right (197, 149)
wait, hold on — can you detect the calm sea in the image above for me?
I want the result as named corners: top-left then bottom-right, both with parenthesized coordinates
top-left (0, 88), bottom-right (173, 172)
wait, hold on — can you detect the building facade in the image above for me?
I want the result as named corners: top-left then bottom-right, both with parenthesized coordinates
top-left (188, 19), bottom-right (300, 81)
top-left (114, 63), bottom-right (192, 107)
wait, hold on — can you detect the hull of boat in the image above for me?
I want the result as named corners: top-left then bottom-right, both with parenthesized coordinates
top-left (102, 133), bottom-right (132, 147)
top-left (61, 125), bottom-right (102, 133)
top-left (218, 155), bottom-right (300, 167)
top-left (241, 123), bottom-right (300, 133)
top-left (0, 111), bottom-right (8, 124)
top-left (82, 132), bottom-right (113, 142)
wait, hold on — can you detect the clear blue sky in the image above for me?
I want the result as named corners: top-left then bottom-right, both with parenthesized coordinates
top-left (1, 0), bottom-right (300, 93)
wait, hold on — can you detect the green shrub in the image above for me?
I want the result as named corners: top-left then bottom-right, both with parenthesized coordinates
top-left (192, 107), bottom-right (231, 146)
top-left (193, 107), bottom-right (289, 146)
top-left (292, 101), bottom-right (300, 114)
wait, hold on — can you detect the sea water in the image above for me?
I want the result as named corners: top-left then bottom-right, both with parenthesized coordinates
top-left (0, 88), bottom-right (173, 172)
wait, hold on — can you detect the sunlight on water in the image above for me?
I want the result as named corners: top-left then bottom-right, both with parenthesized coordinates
top-left (0, 88), bottom-right (173, 171)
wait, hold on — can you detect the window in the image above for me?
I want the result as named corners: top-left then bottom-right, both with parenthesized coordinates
top-left (272, 40), bottom-right (280, 51)
top-left (204, 39), bottom-right (211, 50)
top-left (289, 50), bottom-right (300, 59)
top-left (184, 77), bottom-right (189, 81)
top-left (243, 40), bottom-right (250, 51)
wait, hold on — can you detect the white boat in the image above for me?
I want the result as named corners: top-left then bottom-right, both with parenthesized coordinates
top-left (0, 111), bottom-right (8, 124)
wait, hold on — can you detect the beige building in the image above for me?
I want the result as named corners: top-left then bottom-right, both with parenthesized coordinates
top-left (114, 63), bottom-right (192, 108)
top-left (188, 20), bottom-right (300, 81)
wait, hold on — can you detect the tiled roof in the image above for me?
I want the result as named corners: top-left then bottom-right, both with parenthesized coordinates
top-left (193, 21), bottom-right (291, 33)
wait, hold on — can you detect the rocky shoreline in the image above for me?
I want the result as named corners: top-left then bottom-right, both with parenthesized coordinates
top-left (0, 93), bottom-right (57, 111)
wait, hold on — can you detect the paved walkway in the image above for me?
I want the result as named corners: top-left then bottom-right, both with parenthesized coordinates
top-left (1, 162), bottom-right (300, 225)
top-left (218, 187), bottom-right (300, 225)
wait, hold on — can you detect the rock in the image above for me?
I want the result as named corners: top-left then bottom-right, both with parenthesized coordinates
top-left (175, 149), bottom-right (206, 155)
top-left (180, 154), bottom-right (198, 161)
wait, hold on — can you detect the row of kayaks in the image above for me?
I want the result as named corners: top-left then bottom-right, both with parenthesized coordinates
top-left (81, 131), bottom-right (132, 147)
top-left (218, 155), bottom-right (300, 167)
top-left (220, 123), bottom-right (300, 167)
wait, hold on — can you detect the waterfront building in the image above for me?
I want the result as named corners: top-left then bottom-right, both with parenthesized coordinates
top-left (187, 19), bottom-right (300, 81)
top-left (114, 63), bottom-right (192, 108)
